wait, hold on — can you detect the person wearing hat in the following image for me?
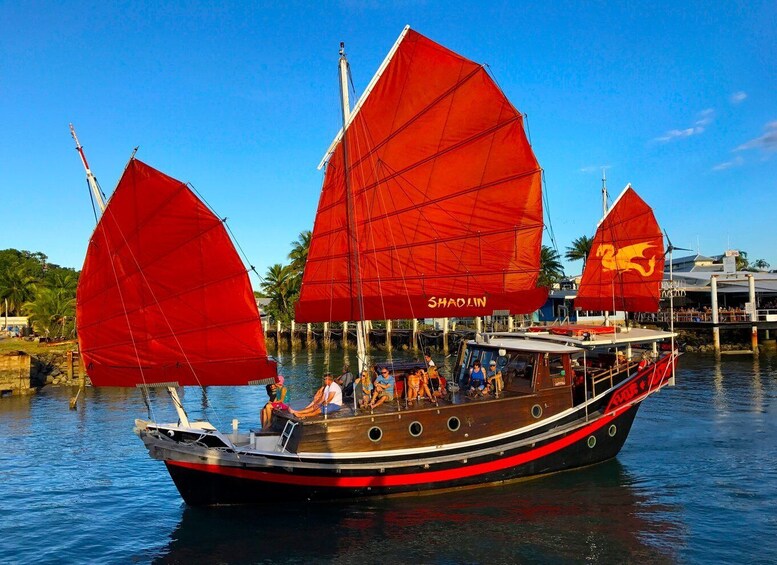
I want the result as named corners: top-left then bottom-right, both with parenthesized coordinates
top-left (486, 360), bottom-right (503, 397)
top-left (292, 373), bottom-right (342, 419)
top-left (261, 375), bottom-right (289, 428)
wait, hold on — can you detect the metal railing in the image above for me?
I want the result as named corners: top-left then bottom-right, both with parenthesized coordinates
top-left (635, 309), bottom-right (774, 324)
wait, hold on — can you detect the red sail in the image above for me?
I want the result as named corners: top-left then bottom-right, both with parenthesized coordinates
top-left (76, 159), bottom-right (276, 387)
top-left (575, 186), bottom-right (665, 313)
top-left (296, 29), bottom-right (546, 323)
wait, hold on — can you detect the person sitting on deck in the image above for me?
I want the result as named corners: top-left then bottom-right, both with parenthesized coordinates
top-left (419, 368), bottom-right (434, 402)
top-left (370, 368), bottom-right (395, 409)
top-left (406, 368), bottom-right (421, 402)
top-left (261, 375), bottom-right (288, 428)
top-left (637, 352), bottom-right (652, 371)
top-left (356, 369), bottom-right (373, 409)
top-left (427, 365), bottom-right (444, 399)
top-left (486, 360), bottom-right (503, 397)
top-left (291, 373), bottom-right (342, 419)
top-left (336, 364), bottom-right (354, 398)
top-left (468, 360), bottom-right (487, 396)
top-left (424, 353), bottom-right (436, 369)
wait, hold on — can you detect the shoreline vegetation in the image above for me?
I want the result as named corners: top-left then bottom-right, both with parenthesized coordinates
top-left (0, 249), bottom-right (78, 339)
top-left (2, 238), bottom-right (772, 396)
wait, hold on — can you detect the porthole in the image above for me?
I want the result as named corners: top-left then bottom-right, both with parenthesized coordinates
top-left (587, 435), bottom-right (596, 448)
top-left (447, 416), bottom-right (461, 431)
top-left (531, 404), bottom-right (543, 419)
top-left (608, 424), bottom-right (617, 437)
top-left (368, 426), bottom-right (383, 443)
top-left (408, 421), bottom-right (423, 437)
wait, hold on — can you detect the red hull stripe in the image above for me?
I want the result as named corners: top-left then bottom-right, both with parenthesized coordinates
top-left (167, 406), bottom-right (629, 489)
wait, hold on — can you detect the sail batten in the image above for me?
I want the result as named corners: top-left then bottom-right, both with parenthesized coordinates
top-left (297, 29), bottom-right (546, 323)
top-left (77, 159), bottom-right (277, 387)
top-left (575, 186), bottom-right (665, 313)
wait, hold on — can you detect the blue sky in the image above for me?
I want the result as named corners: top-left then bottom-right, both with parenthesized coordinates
top-left (2, 1), bottom-right (775, 281)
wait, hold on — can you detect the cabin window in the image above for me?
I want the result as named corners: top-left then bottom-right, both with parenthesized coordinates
top-left (501, 352), bottom-right (535, 393)
top-left (408, 421), bottom-right (423, 437)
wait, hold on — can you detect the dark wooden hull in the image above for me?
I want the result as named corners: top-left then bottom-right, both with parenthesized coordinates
top-left (164, 404), bottom-right (639, 506)
top-left (142, 353), bottom-right (676, 506)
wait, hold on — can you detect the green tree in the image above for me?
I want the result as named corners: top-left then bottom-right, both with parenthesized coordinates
top-left (565, 235), bottom-right (593, 269)
top-left (539, 245), bottom-right (564, 288)
top-left (0, 264), bottom-right (37, 316)
top-left (753, 259), bottom-right (770, 271)
top-left (735, 251), bottom-right (750, 271)
top-left (288, 230), bottom-right (312, 274)
top-left (24, 286), bottom-right (76, 338)
top-left (260, 263), bottom-right (299, 323)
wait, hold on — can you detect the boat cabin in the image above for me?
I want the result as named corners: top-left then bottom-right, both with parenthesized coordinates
top-left (454, 338), bottom-right (576, 395)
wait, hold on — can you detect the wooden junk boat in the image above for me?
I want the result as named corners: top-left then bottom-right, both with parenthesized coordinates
top-left (75, 27), bottom-right (678, 506)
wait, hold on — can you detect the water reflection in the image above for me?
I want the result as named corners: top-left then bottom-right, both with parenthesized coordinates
top-left (153, 461), bottom-right (682, 564)
top-left (713, 358), bottom-right (726, 413)
top-left (752, 356), bottom-right (763, 414)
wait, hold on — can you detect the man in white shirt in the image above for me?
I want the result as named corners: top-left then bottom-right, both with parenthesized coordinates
top-left (291, 373), bottom-right (343, 419)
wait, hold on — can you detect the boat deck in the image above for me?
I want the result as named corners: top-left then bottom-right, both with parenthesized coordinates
top-left (294, 388), bottom-right (530, 424)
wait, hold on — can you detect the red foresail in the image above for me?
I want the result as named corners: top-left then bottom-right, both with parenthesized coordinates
top-left (575, 186), bottom-right (665, 312)
top-left (76, 159), bottom-right (276, 387)
top-left (296, 29), bottom-right (546, 323)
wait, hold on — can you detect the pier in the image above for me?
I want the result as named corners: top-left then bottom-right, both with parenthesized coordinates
top-left (261, 316), bottom-right (530, 353)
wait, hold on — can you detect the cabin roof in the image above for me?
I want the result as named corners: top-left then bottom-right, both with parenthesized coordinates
top-left (471, 338), bottom-right (581, 354)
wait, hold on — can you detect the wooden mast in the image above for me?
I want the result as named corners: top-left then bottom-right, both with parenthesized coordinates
top-left (338, 43), bottom-right (369, 380)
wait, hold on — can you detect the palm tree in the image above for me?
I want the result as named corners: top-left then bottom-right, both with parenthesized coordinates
top-left (539, 246), bottom-right (564, 288)
top-left (288, 230), bottom-right (312, 274)
top-left (24, 286), bottom-right (76, 338)
top-left (735, 251), bottom-right (750, 271)
top-left (753, 259), bottom-right (770, 271)
top-left (0, 265), bottom-right (36, 315)
top-left (45, 270), bottom-right (78, 294)
top-left (260, 263), bottom-right (299, 323)
top-left (565, 235), bottom-right (593, 269)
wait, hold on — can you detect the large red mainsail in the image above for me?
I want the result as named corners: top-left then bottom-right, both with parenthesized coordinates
top-left (296, 28), bottom-right (546, 323)
top-left (76, 159), bottom-right (276, 387)
top-left (575, 186), bottom-right (665, 313)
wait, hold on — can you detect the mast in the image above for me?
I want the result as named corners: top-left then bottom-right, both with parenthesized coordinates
top-left (70, 124), bottom-right (106, 212)
top-left (601, 169), bottom-right (610, 326)
top-left (71, 125), bottom-right (190, 427)
top-left (601, 168), bottom-right (608, 217)
top-left (338, 43), bottom-right (369, 379)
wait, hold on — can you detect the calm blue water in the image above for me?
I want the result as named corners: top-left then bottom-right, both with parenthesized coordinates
top-left (1, 351), bottom-right (775, 564)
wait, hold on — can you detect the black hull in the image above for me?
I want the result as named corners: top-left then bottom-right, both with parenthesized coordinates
top-left (165, 404), bottom-right (640, 506)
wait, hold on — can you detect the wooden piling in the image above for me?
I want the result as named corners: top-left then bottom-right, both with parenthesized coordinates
top-left (749, 274), bottom-right (758, 353)
top-left (386, 319), bottom-right (392, 352)
top-left (343, 321), bottom-right (348, 349)
top-left (442, 317), bottom-right (449, 354)
top-left (711, 275), bottom-right (720, 353)
top-left (412, 319), bottom-right (418, 350)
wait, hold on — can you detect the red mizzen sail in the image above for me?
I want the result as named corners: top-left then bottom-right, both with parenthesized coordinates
top-left (296, 28), bottom-right (546, 323)
top-left (575, 186), bottom-right (665, 313)
top-left (76, 159), bottom-right (276, 387)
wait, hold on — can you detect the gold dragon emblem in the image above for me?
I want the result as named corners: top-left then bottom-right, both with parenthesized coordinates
top-left (595, 242), bottom-right (657, 276)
